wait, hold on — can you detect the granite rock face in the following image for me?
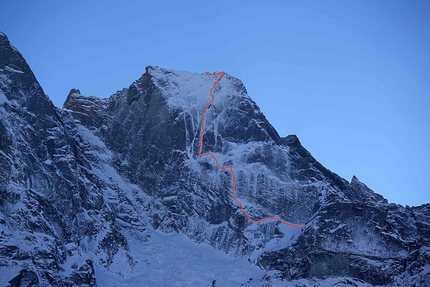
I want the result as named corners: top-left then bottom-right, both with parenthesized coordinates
top-left (1, 31), bottom-right (429, 286)
top-left (1, 32), bottom-right (150, 286)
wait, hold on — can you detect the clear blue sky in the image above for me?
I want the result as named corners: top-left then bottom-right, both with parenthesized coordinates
top-left (1, 0), bottom-right (429, 206)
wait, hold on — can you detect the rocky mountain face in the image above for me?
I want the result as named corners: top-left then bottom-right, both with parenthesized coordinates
top-left (1, 31), bottom-right (429, 286)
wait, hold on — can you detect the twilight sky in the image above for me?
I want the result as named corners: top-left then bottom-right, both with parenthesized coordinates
top-left (1, 0), bottom-right (429, 206)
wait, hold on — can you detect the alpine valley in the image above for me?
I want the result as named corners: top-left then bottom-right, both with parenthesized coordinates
top-left (1, 31), bottom-right (429, 286)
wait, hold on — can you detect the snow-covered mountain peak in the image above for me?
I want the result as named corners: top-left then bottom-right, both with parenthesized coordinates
top-left (146, 66), bottom-right (249, 112)
top-left (0, 31), bottom-right (9, 46)
top-left (350, 175), bottom-right (388, 205)
top-left (0, 30), bottom-right (53, 116)
top-left (0, 32), bottom-right (31, 76)
top-left (2, 31), bottom-right (430, 286)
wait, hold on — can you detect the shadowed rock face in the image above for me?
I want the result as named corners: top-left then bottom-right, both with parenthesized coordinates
top-left (1, 31), bottom-right (429, 286)
top-left (1, 32), bottom-right (149, 286)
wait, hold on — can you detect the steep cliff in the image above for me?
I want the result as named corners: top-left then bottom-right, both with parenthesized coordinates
top-left (1, 31), bottom-right (429, 286)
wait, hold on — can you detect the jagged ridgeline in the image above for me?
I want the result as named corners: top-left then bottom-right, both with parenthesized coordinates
top-left (1, 31), bottom-right (429, 286)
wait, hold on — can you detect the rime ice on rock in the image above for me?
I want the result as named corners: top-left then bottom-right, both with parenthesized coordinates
top-left (1, 31), bottom-right (430, 286)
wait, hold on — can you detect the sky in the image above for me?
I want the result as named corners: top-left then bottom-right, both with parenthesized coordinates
top-left (1, 0), bottom-right (429, 206)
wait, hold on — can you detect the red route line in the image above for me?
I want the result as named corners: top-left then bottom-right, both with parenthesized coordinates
top-left (198, 71), bottom-right (304, 229)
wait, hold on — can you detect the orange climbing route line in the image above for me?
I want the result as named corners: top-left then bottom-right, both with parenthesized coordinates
top-left (198, 71), bottom-right (304, 229)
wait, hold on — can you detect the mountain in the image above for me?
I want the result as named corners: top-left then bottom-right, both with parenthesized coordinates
top-left (1, 31), bottom-right (429, 286)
